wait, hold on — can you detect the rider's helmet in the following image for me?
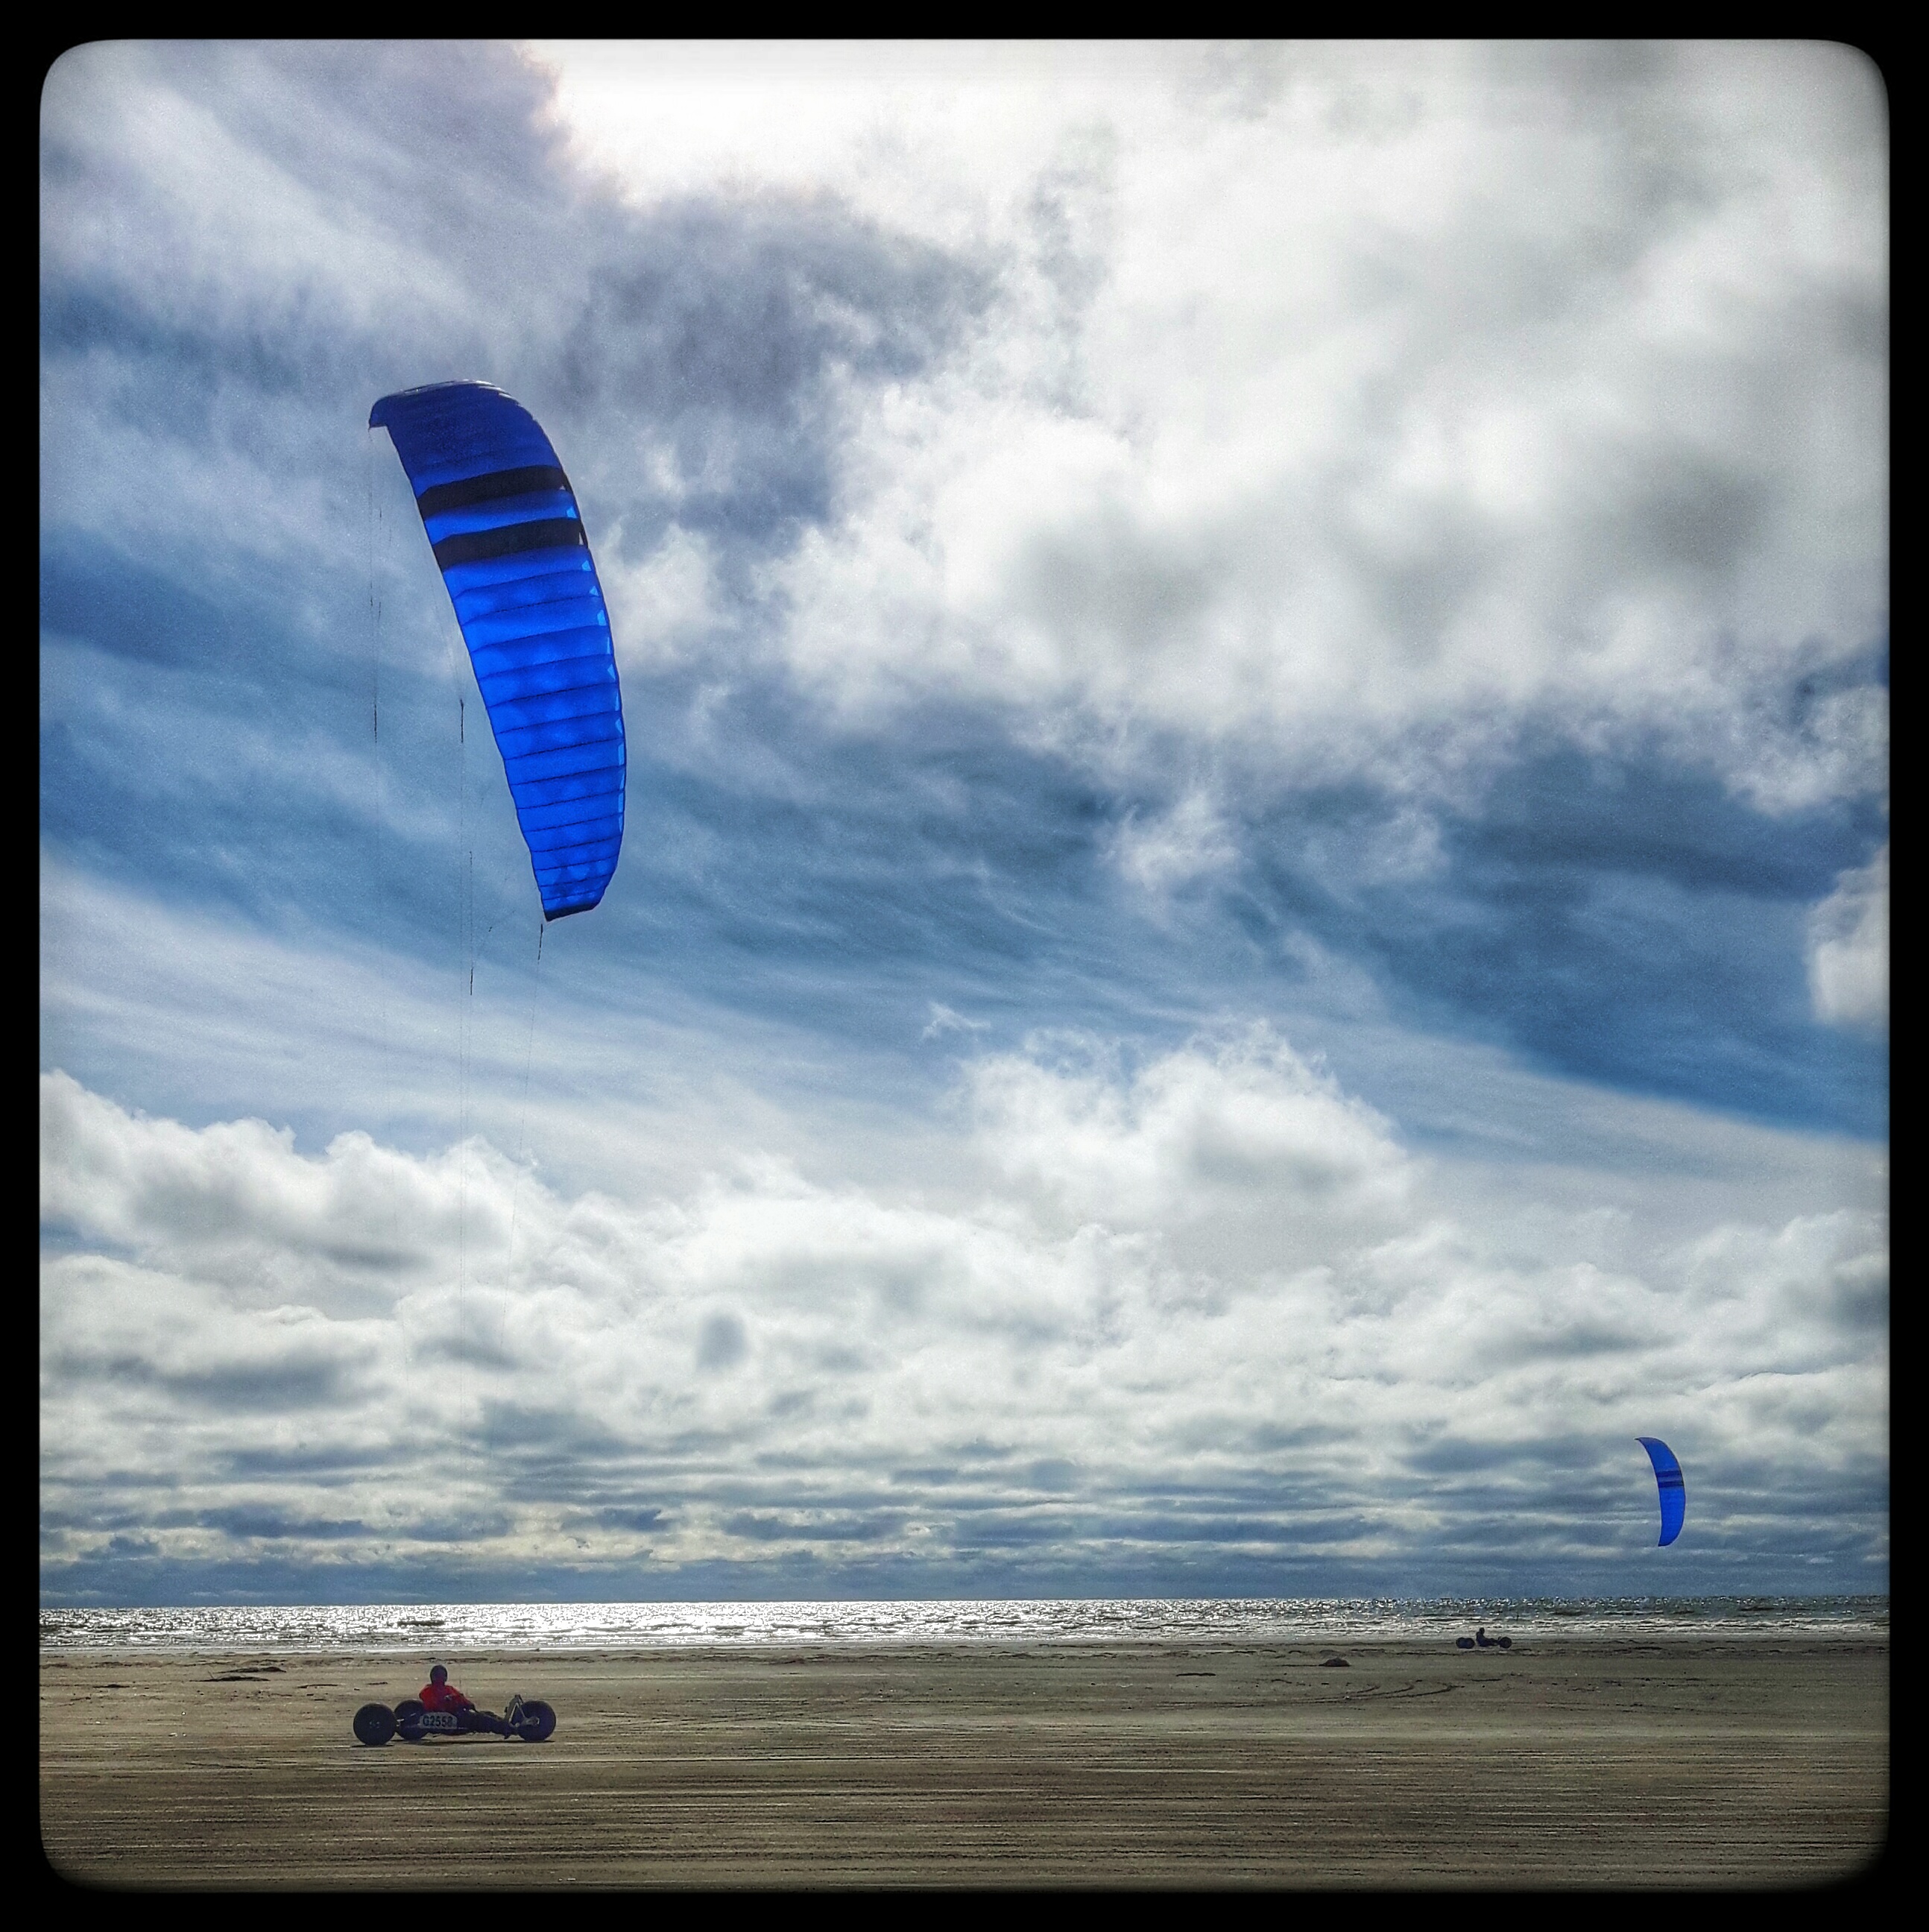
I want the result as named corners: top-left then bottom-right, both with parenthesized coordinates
top-left (429, 1664), bottom-right (449, 1684)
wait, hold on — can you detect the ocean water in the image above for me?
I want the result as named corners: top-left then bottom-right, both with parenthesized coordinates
top-left (38, 1595), bottom-right (1887, 1654)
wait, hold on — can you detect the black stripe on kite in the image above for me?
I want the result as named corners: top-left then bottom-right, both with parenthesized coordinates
top-left (416, 465), bottom-right (571, 517)
top-left (432, 518), bottom-right (590, 569)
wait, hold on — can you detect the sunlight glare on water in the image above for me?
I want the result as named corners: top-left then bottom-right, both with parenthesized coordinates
top-left (37, 1595), bottom-right (1888, 1653)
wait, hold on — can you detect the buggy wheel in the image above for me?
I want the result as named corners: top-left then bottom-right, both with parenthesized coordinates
top-left (353, 1702), bottom-right (397, 1746)
top-left (512, 1699), bottom-right (556, 1743)
top-left (394, 1697), bottom-right (427, 1741)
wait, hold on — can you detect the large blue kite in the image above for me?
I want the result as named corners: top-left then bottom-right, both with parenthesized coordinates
top-left (371, 381), bottom-right (625, 921)
top-left (1637, 1436), bottom-right (1687, 1547)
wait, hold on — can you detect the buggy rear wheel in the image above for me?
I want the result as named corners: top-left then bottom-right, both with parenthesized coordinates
top-left (353, 1702), bottom-right (397, 1746)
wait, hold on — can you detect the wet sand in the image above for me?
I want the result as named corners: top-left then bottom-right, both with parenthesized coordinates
top-left (42, 1638), bottom-right (1886, 1889)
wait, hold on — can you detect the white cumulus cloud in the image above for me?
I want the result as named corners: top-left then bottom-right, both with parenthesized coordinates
top-left (1808, 844), bottom-right (1888, 1028)
top-left (41, 1048), bottom-right (1887, 1588)
top-left (675, 42), bottom-right (1891, 809)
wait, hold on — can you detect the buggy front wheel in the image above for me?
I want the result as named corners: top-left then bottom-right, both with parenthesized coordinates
top-left (511, 1699), bottom-right (556, 1743)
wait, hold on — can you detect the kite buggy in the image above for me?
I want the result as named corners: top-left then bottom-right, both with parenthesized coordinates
top-left (1456, 1627), bottom-right (1513, 1650)
top-left (353, 1665), bottom-right (555, 1746)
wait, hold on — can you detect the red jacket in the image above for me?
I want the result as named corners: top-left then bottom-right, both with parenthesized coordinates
top-left (420, 1681), bottom-right (473, 1712)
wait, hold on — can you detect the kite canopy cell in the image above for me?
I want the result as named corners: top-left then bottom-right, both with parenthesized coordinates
top-left (370, 382), bottom-right (624, 921)
top-left (1637, 1436), bottom-right (1687, 1547)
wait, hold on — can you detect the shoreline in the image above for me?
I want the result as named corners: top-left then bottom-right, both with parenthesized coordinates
top-left (45, 1635), bottom-right (1888, 1887)
top-left (38, 1623), bottom-right (1891, 1658)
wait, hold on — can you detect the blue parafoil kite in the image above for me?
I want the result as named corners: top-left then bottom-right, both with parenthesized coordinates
top-left (370, 382), bottom-right (624, 921)
top-left (1637, 1436), bottom-right (1686, 1547)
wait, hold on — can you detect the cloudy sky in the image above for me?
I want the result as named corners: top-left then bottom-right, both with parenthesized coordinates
top-left (40, 41), bottom-right (1887, 1604)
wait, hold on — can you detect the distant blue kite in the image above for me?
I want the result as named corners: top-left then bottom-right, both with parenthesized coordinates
top-left (371, 381), bottom-right (625, 921)
top-left (1637, 1436), bottom-right (1686, 1546)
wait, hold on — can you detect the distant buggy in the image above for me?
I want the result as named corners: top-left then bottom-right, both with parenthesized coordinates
top-left (353, 1692), bottom-right (556, 1746)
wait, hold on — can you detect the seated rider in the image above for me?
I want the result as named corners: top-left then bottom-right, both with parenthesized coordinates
top-left (417, 1664), bottom-right (513, 1734)
top-left (419, 1663), bottom-right (473, 1713)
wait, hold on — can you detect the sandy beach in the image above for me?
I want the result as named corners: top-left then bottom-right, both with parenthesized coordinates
top-left (42, 1638), bottom-right (1885, 1889)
